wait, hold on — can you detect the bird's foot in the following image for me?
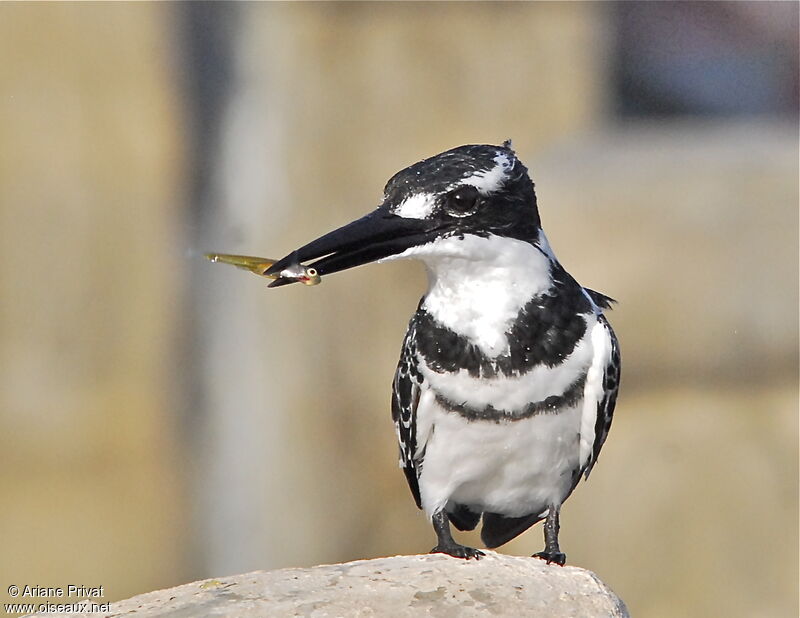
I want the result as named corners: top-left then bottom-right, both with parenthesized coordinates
top-left (533, 550), bottom-right (566, 566)
top-left (431, 543), bottom-right (485, 560)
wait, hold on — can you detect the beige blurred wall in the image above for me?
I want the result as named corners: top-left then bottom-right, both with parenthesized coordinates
top-left (0, 2), bottom-right (187, 608)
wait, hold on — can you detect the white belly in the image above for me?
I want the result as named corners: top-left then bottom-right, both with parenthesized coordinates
top-left (416, 392), bottom-right (583, 519)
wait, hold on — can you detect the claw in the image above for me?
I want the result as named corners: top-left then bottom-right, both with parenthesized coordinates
top-left (532, 551), bottom-right (566, 566)
top-left (431, 544), bottom-right (485, 560)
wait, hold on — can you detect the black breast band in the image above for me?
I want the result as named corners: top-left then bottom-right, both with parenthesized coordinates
top-left (433, 373), bottom-right (587, 423)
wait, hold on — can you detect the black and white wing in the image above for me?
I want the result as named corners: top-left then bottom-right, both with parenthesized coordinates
top-left (391, 323), bottom-right (425, 509)
top-left (584, 314), bottom-right (621, 478)
top-left (391, 323), bottom-right (424, 508)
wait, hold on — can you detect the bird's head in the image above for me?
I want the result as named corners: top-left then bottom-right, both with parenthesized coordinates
top-left (265, 142), bottom-right (542, 286)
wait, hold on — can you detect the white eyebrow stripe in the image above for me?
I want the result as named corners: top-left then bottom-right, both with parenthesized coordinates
top-left (393, 192), bottom-right (437, 219)
top-left (461, 152), bottom-right (515, 195)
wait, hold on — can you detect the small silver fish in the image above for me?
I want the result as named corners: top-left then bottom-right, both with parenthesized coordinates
top-left (205, 253), bottom-right (321, 286)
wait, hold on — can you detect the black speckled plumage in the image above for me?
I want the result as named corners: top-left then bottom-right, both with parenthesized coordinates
top-left (391, 329), bottom-right (423, 509)
top-left (267, 142), bottom-right (621, 563)
top-left (380, 146), bottom-right (621, 560)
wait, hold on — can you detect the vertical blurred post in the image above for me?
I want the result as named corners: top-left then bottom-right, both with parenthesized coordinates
top-left (180, 3), bottom-right (302, 574)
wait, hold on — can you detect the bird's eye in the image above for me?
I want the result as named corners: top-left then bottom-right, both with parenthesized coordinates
top-left (445, 186), bottom-right (480, 217)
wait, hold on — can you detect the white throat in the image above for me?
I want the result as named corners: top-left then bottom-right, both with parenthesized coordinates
top-left (387, 231), bottom-right (555, 357)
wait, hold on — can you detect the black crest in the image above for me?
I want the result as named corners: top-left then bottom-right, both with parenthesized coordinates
top-left (381, 143), bottom-right (541, 242)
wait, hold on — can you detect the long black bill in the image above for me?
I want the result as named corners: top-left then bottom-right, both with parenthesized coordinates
top-left (264, 208), bottom-right (438, 287)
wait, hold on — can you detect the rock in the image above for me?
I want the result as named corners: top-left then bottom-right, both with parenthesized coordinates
top-left (32, 552), bottom-right (628, 617)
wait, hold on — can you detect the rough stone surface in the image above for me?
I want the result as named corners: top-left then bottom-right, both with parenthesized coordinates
top-left (30, 552), bottom-right (628, 617)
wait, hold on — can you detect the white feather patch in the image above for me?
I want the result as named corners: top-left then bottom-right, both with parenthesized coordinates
top-left (391, 234), bottom-right (554, 356)
top-left (393, 192), bottom-right (436, 219)
top-left (578, 320), bottom-right (613, 468)
top-left (461, 152), bottom-right (515, 195)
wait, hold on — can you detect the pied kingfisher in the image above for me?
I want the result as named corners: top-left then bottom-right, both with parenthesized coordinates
top-left (266, 142), bottom-right (620, 564)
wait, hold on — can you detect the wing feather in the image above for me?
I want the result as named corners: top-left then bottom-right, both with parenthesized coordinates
top-left (584, 314), bottom-right (621, 478)
top-left (391, 323), bottom-right (423, 509)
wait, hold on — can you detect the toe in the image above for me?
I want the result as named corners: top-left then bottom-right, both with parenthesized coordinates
top-left (533, 551), bottom-right (566, 566)
top-left (431, 545), bottom-right (485, 560)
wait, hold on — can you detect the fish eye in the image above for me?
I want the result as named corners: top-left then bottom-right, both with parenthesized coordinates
top-left (306, 268), bottom-right (318, 277)
top-left (445, 185), bottom-right (480, 217)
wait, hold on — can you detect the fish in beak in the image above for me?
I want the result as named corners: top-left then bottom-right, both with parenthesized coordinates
top-left (262, 207), bottom-right (439, 287)
top-left (205, 252), bottom-right (321, 286)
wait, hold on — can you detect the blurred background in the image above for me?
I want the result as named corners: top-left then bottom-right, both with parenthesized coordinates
top-left (1, 2), bottom-right (797, 617)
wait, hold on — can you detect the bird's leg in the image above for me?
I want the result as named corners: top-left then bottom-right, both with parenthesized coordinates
top-left (532, 504), bottom-right (566, 566)
top-left (430, 510), bottom-right (484, 560)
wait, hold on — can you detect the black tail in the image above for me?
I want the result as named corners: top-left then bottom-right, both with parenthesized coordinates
top-left (448, 504), bottom-right (481, 531)
top-left (481, 511), bottom-right (544, 548)
top-left (584, 288), bottom-right (616, 309)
